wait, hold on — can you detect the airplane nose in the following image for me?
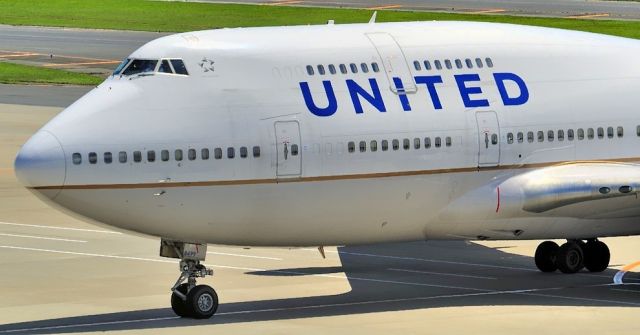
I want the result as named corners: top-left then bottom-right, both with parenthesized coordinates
top-left (14, 130), bottom-right (66, 199)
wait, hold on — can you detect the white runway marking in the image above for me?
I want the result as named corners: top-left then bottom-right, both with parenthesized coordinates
top-left (388, 268), bottom-right (497, 280)
top-left (1, 283), bottom-right (635, 334)
top-left (0, 232), bottom-right (86, 243)
top-left (207, 251), bottom-right (282, 261)
top-left (0, 221), bottom-right (121, 234)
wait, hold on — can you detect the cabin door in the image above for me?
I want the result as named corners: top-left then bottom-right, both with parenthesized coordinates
top-left (475, 111), bottom-right (500, 167)
top-left (365, 32), bottom-right (417, 94)
top-left (274, 121), bottom-right (302, 178)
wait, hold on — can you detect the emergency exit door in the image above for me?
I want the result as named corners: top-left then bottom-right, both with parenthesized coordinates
top-left (274, 121), bottom-right (302, 178)
top-left (476, 111), bottom-right (500, 167)
top-left (365, 32), bottom-right (417, 94)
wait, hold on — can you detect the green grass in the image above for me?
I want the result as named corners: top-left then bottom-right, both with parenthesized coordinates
top-left (0, 62), bottom-right (103, 85)
top-left (0, 0), bottom-right (640, 39)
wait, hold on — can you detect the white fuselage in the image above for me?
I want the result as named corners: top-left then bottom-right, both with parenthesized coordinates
top-left (14, 21), bottom-right (640, 246)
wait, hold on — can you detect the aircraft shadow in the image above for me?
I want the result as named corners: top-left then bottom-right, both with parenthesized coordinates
top-left (1, 241), bottom-right (638, 334)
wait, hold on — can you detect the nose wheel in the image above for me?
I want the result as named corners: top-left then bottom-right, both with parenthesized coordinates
top-left (161, 240), bottom-right (219, 319)
top-left (534, 239), bottom-right (610, 274)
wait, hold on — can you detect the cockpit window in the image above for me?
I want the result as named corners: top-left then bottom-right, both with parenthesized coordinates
top-left (122, 59), bottom-right (158, 76)
top-left (170, 59), bottom-right (189, 75)
top-left (158, 60), bottom-right (173, 74)
top-left (113, 58), bottom-right (131, 75)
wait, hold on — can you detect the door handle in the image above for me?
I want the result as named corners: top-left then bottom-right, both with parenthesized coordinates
top-left (284, 143), bottom-right (289, 160)
top-left (484, 133), bottom-right (489, 149)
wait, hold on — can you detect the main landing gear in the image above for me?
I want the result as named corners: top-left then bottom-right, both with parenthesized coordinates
top-left (534, 239), bottom-right (610, 274)
top-left (160, 240), bottom-right (219, 319)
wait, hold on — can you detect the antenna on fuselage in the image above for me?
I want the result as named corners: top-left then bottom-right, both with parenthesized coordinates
top-left (369, 11), bottom-right (377, 24)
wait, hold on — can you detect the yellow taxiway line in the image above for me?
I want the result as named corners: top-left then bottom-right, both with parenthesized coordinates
top-left (367, 4), bottom-right (402, 10)
top-left (567, 13), bottom-right (610, 19)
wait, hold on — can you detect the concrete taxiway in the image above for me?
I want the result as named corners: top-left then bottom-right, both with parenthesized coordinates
top-left (205, 0), bottom-right (640, 20)
top-left (0, 103), bottom-right (639, 334)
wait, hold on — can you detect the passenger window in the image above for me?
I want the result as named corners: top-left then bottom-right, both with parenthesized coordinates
top-left (446, 137), bottom-right (452, 147)
top-left (339, 64), bottom-right (348, 74)
top-left (475, 58), bottom-right (483, 68)
top-left (85, 152), bottom-right (95, 164)
top-left (161, 150), bottom-right (169, 161)
top-left (72, 153), bottom-right (82, 165)
top-left (348, 141), bottom-right (355, 153)
top-left (214, 148), bottom-right (222, 159)
top-left (370, 140), bottom-right (378, 152)
top-left (392, 139), bottom-right (399, 150)
top-left (414, 138), bottom-right (420, 149)
top-left (637, 125), bottom-right (640, 136)
top-left (413, 60), bottom-right (421, 71)
top-left (147, 150), bottom-right (156, 162)
top-left (188, 149), bottom-right (196, 160)
top-left (444, 59), bottom-right (452, 69)
top-left (491, 134), bottom-right (498, 145)
top-left (547, 130), bottom-right (554, 142)
top-left (465, 58), bottom-right (473, 68)
top-left (588, 128), bottom-right (595, 139)
top-left (537, 131), bottom-right (544, 142)
top-left (175, 149), bottom-right (183, 161)
top-left (381, 140), bottom-right (389, 151)
top-left (507, 132), bottom-right (514, 144)
top-left (617, 126), bottom-right (624, 137)
top-left (306, 65), bottom-right (314, 75)
top-left (119, 151), bottom-right (127, 163)
top-left (350, 63), bottom-right (358, 73)
top-left (517, 132), bottom-right (524, 143)
top-left (424, 60), bottom-right (432, 70)
top-left (253, 146), bottom-right (261, 157)
top-left (403, 138), bottom-right (410, 150)
top-left (361, 63), bottom-right (369, 73)
top-left (291, 144), bottom-right (299, 156)
top-left (133, 151), bottom-right (142, 163)
top-left (240, 146), bottom-right (248, 158)
top-left (558, 130), bottom-right (564, 141)
top-left (227, 147), bottom-right (235, 159)
top-left (371, 62), bottom-right (380, 72)
top-left (568, 129), bottom-right (574, 141)
top-left (434, 60), bottom-right (442, 70)
top-left (104, 152), bottom-right (112, 164)
top-left (425, 137), bottom-right (431, 149)
top-left (435, 137), bottom-right (442, 148)
top-left (527, 131), bottom-right (534, 143)
top-left (607, 126), bottom-right (614, 138)
top-left (578, 128), bottom-right (585, 140)
top-left (201, 148), bottom-right (210, 160)
top-left (317, 65), bottom-right (325, 75)
top-left (597, 127), bottom-right (604, 139)
top-left (158, 60), bottom-right (173, 74)
top-left (455, 59), bottom-right (463, 69)
top-left (328, 64), bottom-right (336, 75)
top-left (170, 60), bottom-right (188, 75)
top-left (486, 58), bottom-right (494, 68)
top-left (359, 141), bottom-right (366, 152)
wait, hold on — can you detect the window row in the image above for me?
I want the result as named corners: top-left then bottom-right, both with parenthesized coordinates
top-left (347, 137), bottom-right (452, 153)
top-left (506, 126), bottom-right (623, 144)
top-left (413, 57), bottom-right (493, 72)
top-left (306, 62), bottom-right (380, 76)
top-left (72, 146), bottom-right (261, 165)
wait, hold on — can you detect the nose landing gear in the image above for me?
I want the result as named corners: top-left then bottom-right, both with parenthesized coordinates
top-left (161, 240), bottom-right (219, 319)
top-left (534, 239), bottom-right (610, 274)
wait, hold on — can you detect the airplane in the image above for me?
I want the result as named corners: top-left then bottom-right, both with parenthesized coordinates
top-left (13, 18), bottom-right (640, 319)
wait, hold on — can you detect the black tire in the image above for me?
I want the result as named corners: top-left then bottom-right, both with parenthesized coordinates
top-left (171, 283), bottom-right (191, 317)
top-left (535, 241), bottom-right (559, 272)
top-left (186, 285), bottom-right (219, 319)
top-left (583, 240), bottom-right (610, 272)
top-left (555, 241), bottom-right (584, 274)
